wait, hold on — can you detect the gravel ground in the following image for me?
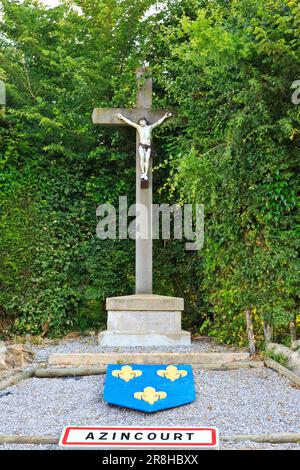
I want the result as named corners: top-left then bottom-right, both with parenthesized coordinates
top-left (0, 442), bottom-right (300, 450)
top-left (31, 336), bottom-right (235, 362)
top-left (0, 367), bottom-right (299, 450)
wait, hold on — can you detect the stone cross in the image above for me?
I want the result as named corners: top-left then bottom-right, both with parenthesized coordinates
top-left (92, 67), bottom-right (169, 295)
top-left (0, 80), bottom-right (5, 105)
top-left (0, 80), bottom-right (5, 115)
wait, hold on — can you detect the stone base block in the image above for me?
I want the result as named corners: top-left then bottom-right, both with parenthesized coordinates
top-left (107, 311), bottom-right (182, 333)
top-left (106, 294), bottom-right (184, 311)
top-left (98, 331), bottom-right (191, 347)
top-left (101, 294), bottom-right (191, 347)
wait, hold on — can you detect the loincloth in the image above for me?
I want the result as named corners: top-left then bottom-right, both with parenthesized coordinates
top-left (139, 143), bottom-right (151, 151)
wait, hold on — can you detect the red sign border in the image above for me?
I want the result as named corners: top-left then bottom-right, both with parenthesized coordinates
top-left (61, 426), bottom-right (218, 447)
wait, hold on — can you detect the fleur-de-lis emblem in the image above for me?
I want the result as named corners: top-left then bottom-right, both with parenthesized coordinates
top-left (112, 365), bottom-right (142, 382)
top-left (134, 387), bottom-right (167, 405)
top-left (157, 365), bottom-right (188, 382)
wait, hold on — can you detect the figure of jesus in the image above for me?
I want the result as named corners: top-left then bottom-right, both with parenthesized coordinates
top-left (116, 112), bottom-right (172, 181)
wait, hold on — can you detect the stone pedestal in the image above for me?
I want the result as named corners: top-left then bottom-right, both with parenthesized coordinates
top-left (98, 294), bottom-right (191, 347)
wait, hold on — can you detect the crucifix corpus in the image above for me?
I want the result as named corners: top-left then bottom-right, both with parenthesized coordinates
top-left (115, 111), bottom-right (172, 183)
top-left (93, 67), bottom-right (190, 346)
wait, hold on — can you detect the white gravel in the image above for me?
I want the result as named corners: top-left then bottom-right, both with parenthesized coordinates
top-left (0, 366), bottom-right (299, 450)
top-left (1, 336), bottom-right (299, 450)
top-left (31, 336), bottom-right (238, 362)
top-left (0, 442), bottom-right (299, 450)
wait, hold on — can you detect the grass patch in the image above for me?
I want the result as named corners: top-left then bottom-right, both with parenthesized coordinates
top-left (266, 350), bottom-right (288, 367)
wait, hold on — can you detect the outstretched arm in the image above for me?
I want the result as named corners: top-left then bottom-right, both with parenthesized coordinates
top-left (150, 112), bottom-right (172, 129)
top-left (116, 113), bottom-right (139, 129)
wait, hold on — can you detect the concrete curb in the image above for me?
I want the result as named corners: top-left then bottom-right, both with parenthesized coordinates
top-left (264, 358), bottom-right (300, 386)
top-left (48, 352), bottom-right (251, 367)
top-left (0, 432), bottom-right (299, 445)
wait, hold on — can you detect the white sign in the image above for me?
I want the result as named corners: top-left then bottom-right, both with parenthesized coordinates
top-left (59, 426), bottom-right (219, 449)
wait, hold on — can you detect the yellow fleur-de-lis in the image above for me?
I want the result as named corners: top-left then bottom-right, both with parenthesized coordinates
top-left (112, 365), bottom-right (142, 382)
top-left (157, 365), bottom-right (188, 382)
top-left (134, 386), bottom-right (167, 405)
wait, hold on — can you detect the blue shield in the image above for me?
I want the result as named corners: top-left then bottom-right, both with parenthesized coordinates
top-left (104, 364), bottom-right (196, 413)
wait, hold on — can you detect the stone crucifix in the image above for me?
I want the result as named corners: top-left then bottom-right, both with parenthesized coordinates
top-left (115, 111), bottom-right (172, 182)
top-left (92, 67), bottom-right (172, 294)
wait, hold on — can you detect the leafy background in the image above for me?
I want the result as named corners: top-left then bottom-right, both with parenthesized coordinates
top-left (0, 0), bottom-right (299, 347)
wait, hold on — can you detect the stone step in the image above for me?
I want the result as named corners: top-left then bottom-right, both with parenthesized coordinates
top-left (48, 351), bottom-right (251, 367)
top-left (98, 331), bottom-right (191, 346)
top-left (44, 361), bottom-right (263, 373)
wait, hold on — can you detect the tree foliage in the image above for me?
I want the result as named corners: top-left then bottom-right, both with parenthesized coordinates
top-left (151, 0), bottom-right (300, 345)
top-left (0, 0), bottom-right (299, 344)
